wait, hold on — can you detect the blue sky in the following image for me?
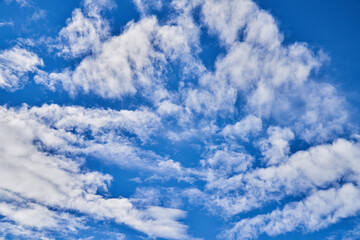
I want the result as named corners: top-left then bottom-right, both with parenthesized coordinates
top-left (0, 0), bottom-right (360, 239)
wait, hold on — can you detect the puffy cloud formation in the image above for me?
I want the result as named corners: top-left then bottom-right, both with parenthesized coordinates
top-left (39, 0), bottom-right (200, 99)
top-left (223, 183), bottom-right (360, 240)
top-left (0, 0), bottom-right (358, 239)
top-left (0, 104), bottom-right (191, 239)
top-left (57, 0), bottom-right (115, 58)
top-left (0, 47), bottom-right (43, 90)
top-left (58, 8), bottom-right (109, 58)
top-left (222, 115), bottom-right (262, 140)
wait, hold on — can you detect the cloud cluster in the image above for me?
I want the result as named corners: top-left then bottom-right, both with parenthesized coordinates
top-left (0, 47), bottom-right (43, 90)
top-left (0, 104), bottom-right (191, 239)
top-left (0, 0), bottom-right (358, 239)
top-left (38, 0), bottom-right (201, 101)
top-left (223, 184), bottom-right (360, 240)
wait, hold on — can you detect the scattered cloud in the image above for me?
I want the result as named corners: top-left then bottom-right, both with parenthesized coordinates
top-left (222, 115), bottom-right (262, 141)
top-left (0, 22), bottom-right (13, 27)
top-left (4, 0), bottom-right (30, 7)
top-left (0, 104), bottom-right (193, 239)
top-left (0, 46), bottom-right (43, 90)
top-left (0, 0), bottom-right (358, 239)
top-left (222, 184), bottom-right (360, 239)
top-left (57, 7), bottom-right (110, 58)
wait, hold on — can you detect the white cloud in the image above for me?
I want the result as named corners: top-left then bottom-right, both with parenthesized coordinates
top-left (341, 224), bottom-right (360, 240)
top-left (201, 0), bottom-right (257, 46)
top-left (38, 0), bottom-right (202, 104)
top-left (222, 115), bottom-right (262, 141)
top-left (4, 0), bottom-right (29, 7)
top-left (58, 8), bottom-right (110, 58)
top-left (295, 82), bottom-right (348, 143)
top-left (1, 0), bottom-right (357, 239)
top-left (27, 103), bottom-right (161, 142)
top-left (0, 197), bottom-right (84, 231)
top-left (56, 0), bottom-right (115, 58)
top-left (223, 184), bottom-right (360, 239)
top-left (0, 104), bottom-right (192, 239)
top-left (0, 221), bottom-right (53, 240)
top-left (0, 22), bottom-right (13, 27)
top-left (46, 17), bottom-right (163, 98)
top-left (133, 0), bottom-right (162, 14)
top-left (83, 0), bottom-right (116, 15)
top-left (48, 0), bottom-right (115, 59)
top-left (30, 9), bottom-right (46, 22)
top-left (0, 46), bottom-right (43, 90)
top-left (183, 1), bottom-right (323, 117)
top-left (258, 126), bottom-right (294, 165)
top-left (200, 148), bottom-right (253, 192)
top-left (3, 104), bottom-right (192, 179)
top-left (196, 138), bottom-right (360, 219)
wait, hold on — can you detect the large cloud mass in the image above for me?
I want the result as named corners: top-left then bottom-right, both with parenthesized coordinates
top-left (0, 0), bottom-right (358, 239)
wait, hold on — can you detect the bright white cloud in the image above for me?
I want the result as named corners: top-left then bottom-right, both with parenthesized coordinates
top-left (58, 8), bottom-right (110, 58)
top-left (1, 0), bottom-right (358, 239)
top-left (223, 184), bottom-right (360, 239)
top-left (133, 0), bottom-right (163, 14)
top-left (222, 115), bottom-right (262, 141)
top-left (40, 9), bottom-right (201, 101)
top-left (83, 0), bottom-right (116, 15)
top-left (4, 104), bottom-right (191, 178)
top-left (201, 0), bottom-right (257, 46)
top-left (258, 126), bottom-right (294, 165)
top-left (56, 0), bottom-right (115, 58)
top-left (295, 82), bottom-right (348, 143)
top-left (66, 17), bottom-right (163, 98)
top-left (0, 221), bottom-right (54, 240)
top-left (0, 104), bottom-right (192, 239)
top-left (182, 1), bottom-right (323, 117)
top-left (0, 47), bottom-right (43, 90)
top-left (196, 138), bottom-right (360, 218)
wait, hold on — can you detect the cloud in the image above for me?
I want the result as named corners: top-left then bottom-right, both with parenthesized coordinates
top-left (4, 0), bottom-right (29, 7)
top-left (341, 224), bottom-right (360, 240)
top-left (40, 17), bottom-right (164, 98)
top-left (293, 82), bottom-right (348, 143)
top-left (258, 126), bottom-right (294, 165)
top-left (0, 46), bottom-right (43, 90)
top-left (57, 6), bottom-right (110, 58)
top-left (65, 17), bottom-right (163, 98)
top-left (0, 221), bottom-right (54, 240)
top-left (181, 0), bottom-right (323, 117)
top-left (222, 115), bottom-right (262, 141)
top-left (3, 104), bottom-right (193, 179)
top-left (83, 0), bottom-right (116, 15)
top-left (200, 0), bottom-right (258, 46)
top-left (0, 104), bottom-right (192, 239)
top-left (222, 184), bottom-right (360, 239)
top-left (201, 0), bottom-right (282, 48)
top-left (133, 0), bottom-right (163, 14)
top-left (29, 9), bottom-right (46, 22)
top-left (190, 138), bottom-right (360, 223)
top-left (38, 1), bottom-right (202, 102)
top-left (1, 0), bottom-right (358, 239)
top-left (0, 22), bottom-right (13, 27)
top-left (27, 103), bottom-right (161, 142)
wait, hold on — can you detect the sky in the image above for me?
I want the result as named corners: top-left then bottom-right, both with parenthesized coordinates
top-left (0, 0), bottom-right (360, 240)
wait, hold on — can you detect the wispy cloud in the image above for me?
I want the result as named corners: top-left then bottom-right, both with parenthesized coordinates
top-left (0, 104), bottom-right (193, 239)
top-left (0, 46), bottom-right (43, 90)
top-left (0, 0), bottom-right (358, 239)
top-left (0, 21), bottom-right (13, 27)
